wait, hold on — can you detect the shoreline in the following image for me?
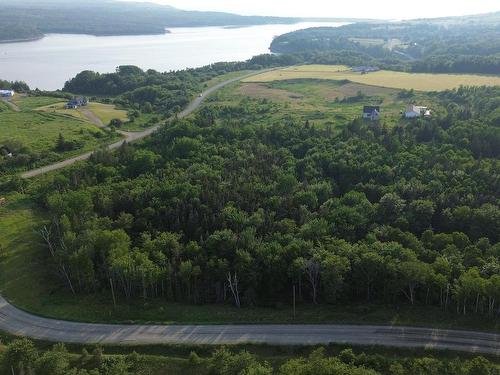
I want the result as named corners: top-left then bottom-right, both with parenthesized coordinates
top-left (0, 35), bottom-right (44, 44)
top-left (0, 30), bottom-right (173, 45)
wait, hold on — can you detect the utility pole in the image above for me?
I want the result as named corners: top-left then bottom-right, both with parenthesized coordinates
top-left (293, 285), bottom-right (296, 319)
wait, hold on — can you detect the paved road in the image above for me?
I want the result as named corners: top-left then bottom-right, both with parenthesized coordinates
top-left (21, 71), bottom-right (261, 178)
top-left (0, 297), bottom-right (498, 353)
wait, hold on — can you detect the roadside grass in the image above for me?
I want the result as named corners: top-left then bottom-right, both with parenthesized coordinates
top-left (0, 194), bottom-right (49, 312)
top-left (244, 65), bottom-right (500, 91)
top-left (203, 70), bottom-right (254, 89)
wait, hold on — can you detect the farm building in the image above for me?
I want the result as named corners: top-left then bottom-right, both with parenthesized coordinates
top-left (65, 96), bottom-right (88, 109)
top-left (0, 90), bottom-right (15, 97)
top-left (405, 105), bottom-right (431, 118)
top-left (363, 106), bottom-right (380, 121)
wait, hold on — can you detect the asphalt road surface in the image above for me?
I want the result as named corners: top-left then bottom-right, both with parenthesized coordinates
top-left (20, 71), bottom-right (261, 178)
top-left (0, 297), bottom-right (498, 354)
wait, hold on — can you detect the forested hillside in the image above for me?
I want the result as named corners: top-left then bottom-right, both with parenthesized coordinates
top-left (18, 79), bottom-right (499, 318)
top-left (270, 17), bottom-right (500, 74)
top-left (0, 0), bottom-right (299, 42)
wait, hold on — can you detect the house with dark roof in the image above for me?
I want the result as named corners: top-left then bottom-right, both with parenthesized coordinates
top-left (0, 90), bottom-right (15, 97)
top-left (363, 106), bottom-right (380, 121)
top-left (65, 96), bottom-right (88, 109)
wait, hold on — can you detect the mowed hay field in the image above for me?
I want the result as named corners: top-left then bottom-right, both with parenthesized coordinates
top-left (245, 65), bottom-right (500, 91)
top-left (37, 101), bottom-right (128, 125)
top-left (85, 103), bottom-right (128, 125)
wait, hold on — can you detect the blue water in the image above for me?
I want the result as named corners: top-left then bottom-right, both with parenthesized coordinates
top-left (0, 22), bottom-right (344, 90)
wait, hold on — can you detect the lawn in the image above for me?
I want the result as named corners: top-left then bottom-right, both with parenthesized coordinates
top-left (0, 96), bottom-right (123, 171)
top-left (0, 103), bottom-right (105, 153)
top-left (11, 95), bottom-right (63, 110)
top-left (244, 65), bottom-right (500, 91)
top-left (36, 101), bottom-right (129, 126)
top-left (0, 98), bottom-right (111, 153)
top-left (86, 102), bottom-right (128, 125)
top-left (36, 101), bottom-right (90, 121)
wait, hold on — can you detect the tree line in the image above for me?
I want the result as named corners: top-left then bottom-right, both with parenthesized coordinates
top-left (1, 338), bottom-right (499, 375)
top-left (270, 22), bottom-right (500, 74)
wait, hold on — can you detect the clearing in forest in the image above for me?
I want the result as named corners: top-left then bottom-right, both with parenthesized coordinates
top-left (245, 65), bottom-right (500, 91)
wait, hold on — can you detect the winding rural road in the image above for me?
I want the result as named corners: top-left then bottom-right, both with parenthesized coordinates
top-left (0, 296), bottom-right (498, 354)
top-left (20, 71), bottom-right (259, 178)
top-left (8, 70), bottom-right (500, 354)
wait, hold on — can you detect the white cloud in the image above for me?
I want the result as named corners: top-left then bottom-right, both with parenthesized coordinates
top-left (120, 0), bottom-right (499, 19)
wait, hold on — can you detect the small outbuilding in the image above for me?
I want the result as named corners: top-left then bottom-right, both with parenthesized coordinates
top-left (363, 106), bottom-right (380, 121)
top-left (352, 66), bottom-right (380, 74)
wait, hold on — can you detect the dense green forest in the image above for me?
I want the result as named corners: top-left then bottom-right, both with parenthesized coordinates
top-left (13, 71), bottom-right (498, 319)
top-left (270, 17), bottom-right (500, 74)
top-left (0, 0), bottom-right (300, 42)
top-left (1, 338), bottom-right (499, 375)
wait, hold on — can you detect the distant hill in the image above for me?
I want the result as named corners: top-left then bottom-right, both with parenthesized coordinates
top-left (0, 0), bottom-right (363, 43)
top-left (269, 11), bottom-right (500, 74)
top-left (409, 10), bottom-right (500, 26)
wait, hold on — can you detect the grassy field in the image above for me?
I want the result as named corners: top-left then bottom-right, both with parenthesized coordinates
top-left (36, 101), bottom-right (129, 126)
top-left (244, 65), bottom-right (500, 91)
top-left (0, 194), bottom-right (48, 312)
top-left (211, 78), bottom-right (437, 129)
top-left (86, 103), bottom-right (128, 125)
top-left (11, 95), bottom-right (63, 110)
top-left (0, 97), bottom-right (112, 154)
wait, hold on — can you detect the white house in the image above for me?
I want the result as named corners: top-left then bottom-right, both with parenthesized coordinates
top-left (0, 90), bottom-right (15, 97)
top-left (405, 105), bottom-right (430, 118)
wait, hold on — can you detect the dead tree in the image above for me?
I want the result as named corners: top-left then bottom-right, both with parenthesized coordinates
top-left (304, 259), bottom-right (320, 304)
top-left (227, 272), bottom-right (241, 308)
top-left (39, 225), bottom-right (76, 295)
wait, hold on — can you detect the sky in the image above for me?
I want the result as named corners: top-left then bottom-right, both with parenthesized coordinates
top-left (120, 0), bottom-right (500, 19)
